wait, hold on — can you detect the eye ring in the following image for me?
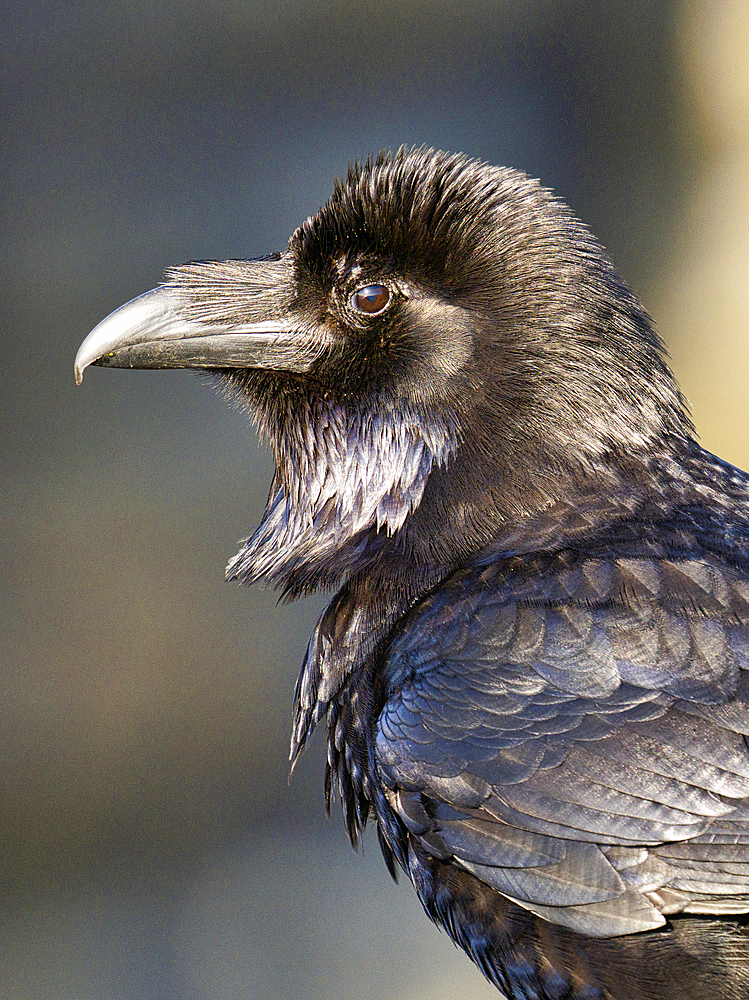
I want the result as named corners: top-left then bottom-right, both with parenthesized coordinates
top-left (351, 283), bottom-right (391, 315)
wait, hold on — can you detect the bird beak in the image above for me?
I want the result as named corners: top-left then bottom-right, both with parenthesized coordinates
top-left (74, 257), bottom-right (324, 385)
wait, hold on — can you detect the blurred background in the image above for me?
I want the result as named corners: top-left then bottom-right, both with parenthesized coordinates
top-left (3, 1), bottom-right (749, 997)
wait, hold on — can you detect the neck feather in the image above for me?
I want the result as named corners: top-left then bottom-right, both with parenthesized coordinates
top-left (226, 396), bottom-right (459, 594)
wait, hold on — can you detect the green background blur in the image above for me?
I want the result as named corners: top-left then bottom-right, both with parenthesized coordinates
top-left (4, 2), bottom-right (749, 997)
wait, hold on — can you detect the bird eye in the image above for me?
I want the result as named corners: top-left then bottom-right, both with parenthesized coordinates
top-left (351, 283), bottom-right (391, 315)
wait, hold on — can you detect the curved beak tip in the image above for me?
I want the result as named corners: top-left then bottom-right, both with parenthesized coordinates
top-left (73, 287), bottom-right (177, 386)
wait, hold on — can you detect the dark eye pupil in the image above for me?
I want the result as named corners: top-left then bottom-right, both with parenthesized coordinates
top-left (352, 284), bottom-right (390, 314)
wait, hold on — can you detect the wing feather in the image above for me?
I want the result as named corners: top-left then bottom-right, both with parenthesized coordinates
top-left (375, 551), bottom-right (749, 935)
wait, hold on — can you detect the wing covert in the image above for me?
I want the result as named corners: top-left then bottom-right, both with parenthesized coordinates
top-left (375, 551), bottom-right (749, 936)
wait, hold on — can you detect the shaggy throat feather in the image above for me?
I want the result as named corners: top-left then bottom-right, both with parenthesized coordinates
top-left (226, 399), bottom-right (459, 591)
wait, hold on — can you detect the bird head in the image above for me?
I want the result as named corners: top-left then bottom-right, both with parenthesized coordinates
top-left (75, 147), bottom-right (692, 596)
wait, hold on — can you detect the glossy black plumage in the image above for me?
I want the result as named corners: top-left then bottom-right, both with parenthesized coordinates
top-left (75, 147), bottom-right (749, 998)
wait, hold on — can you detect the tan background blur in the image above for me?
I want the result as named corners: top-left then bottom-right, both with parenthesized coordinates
top-left (3, 2), bottom-right (749, 997)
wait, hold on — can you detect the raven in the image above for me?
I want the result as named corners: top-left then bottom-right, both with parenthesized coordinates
top-left (75, 147), bottom-right (749, 999)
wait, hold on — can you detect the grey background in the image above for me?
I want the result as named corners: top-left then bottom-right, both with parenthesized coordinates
top-left (4, 1), bottom-right (749, 997)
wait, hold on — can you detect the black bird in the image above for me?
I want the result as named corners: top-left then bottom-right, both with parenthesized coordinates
top-left (75, 147), bottom-right (749, 999)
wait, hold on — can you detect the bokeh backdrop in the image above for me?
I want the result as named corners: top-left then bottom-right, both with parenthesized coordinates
top-left (4, 1), bottom-right (749, 997)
